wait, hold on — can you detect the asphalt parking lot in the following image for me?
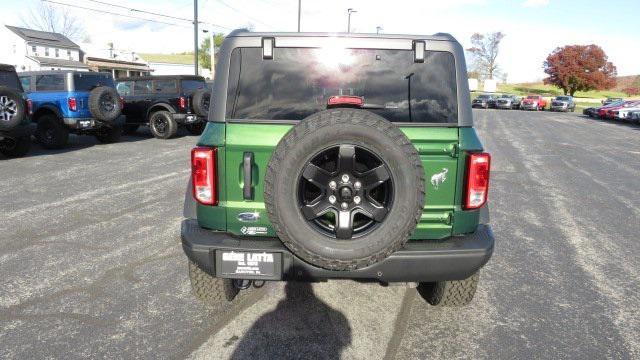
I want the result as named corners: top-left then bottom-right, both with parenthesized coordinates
top-left (1, 112), bottom-right (639, 359)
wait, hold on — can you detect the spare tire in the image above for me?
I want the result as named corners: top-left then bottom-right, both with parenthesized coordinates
top-left (0, 86), bottom-right (25, 131)
top-left (89, 86), bottom-right (121, 122)
top-left (192, 89), bottom-right (211, 117)
top-left (264, 109), bottom-right (425, 271)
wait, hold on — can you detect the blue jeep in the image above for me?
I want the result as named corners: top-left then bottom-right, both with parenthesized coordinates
top-left (19, 71), bottom-right (122, 148)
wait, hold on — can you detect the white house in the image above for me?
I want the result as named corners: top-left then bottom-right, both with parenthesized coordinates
top-left (0, 25), bottom-right (89, 72)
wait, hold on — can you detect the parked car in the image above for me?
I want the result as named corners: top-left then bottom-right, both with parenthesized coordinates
top-left (20, 71), bottom-right (122, 148)
top-left (520, 95), bottom-right (547, 111)
top-left (599, 101), bottom-right (640, 119)
top-left (602, 97), bottom-right (623, 106)
top-left (472, 94), bottom-right (495, 109)
top-left (182, 30), bottom-right (494, 308)
top-left (0, 64), bottom-right (31, 157)
top-left (494, 94), bottom-right (521, 109)
top-left (117, 75), bottom-right (210, 139)
top-left (550, 96), bottom-right (576, 112)
top-left (614, 106), bottom-right (640, 121)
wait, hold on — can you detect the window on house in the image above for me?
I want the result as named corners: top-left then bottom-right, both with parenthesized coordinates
top-left (55, 49), bottom-right (59, 57)
top-left (45, 48), bottom-right (50, 56)
top-left (32, 45), bottom-right (37, 54)
top-left (67, 50), bottom-right (72, 59)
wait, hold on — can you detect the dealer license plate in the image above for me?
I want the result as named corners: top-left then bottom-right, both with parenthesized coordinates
top-left (219, 251), bottom-right (276, 277)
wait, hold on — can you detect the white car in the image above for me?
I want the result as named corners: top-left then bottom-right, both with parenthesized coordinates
top-left (615, 107), bottom-right (640, 121)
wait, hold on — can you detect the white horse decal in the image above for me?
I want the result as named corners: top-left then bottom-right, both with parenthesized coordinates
top-left (430, 168), bottom-right (448, 189)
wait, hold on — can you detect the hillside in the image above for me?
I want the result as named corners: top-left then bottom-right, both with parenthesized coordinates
top-left (139, 53), bottom-right (194, 65)
top-left (497, 75), bottom-right (639, 101)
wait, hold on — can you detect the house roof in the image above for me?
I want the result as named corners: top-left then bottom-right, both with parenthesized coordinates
top-left (85, 57), bottom-right (152, 71)
top-left (27, 56), bottom-right (89, 69)
top-left (139, 53), bottom-right (195, 65)
top-left (5, 25), bottom-right (80, 49)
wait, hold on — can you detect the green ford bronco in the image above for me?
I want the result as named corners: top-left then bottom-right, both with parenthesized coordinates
top-left (181, 30), bottom-right (494, 307)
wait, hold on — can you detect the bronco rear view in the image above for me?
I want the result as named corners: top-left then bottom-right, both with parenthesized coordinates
top-left (181, 30), bottom-right (494, 307)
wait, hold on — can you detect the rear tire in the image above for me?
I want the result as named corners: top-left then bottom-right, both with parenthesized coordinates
top-left (192, 89), bottom-right (211, 117)
top-left (188, 260), bottom-right (238, 307)
top-left (35, 115), bottom-right (69, 149)
top-left (0, 135), bottom-right (30, 158)
top-left (88, 86), bottom-right (121, 122)
top-left (417, 271), bottom-right (480, 307)
top-left (149, 111), bottom-right (177, 139)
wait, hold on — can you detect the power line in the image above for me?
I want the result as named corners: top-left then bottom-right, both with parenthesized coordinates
top-left (83, 0), bottom-right (234, 30)
top-left (43, 0), bottom-right (194, 28)
top-left (211, 0), bottom-right (276, 29)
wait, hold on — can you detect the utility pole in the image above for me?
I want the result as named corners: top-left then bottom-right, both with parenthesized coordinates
top-left (193, 0), bottom-right (199, 75)
top-left (347, 8), bottom-right (356, 33)
top-left (209, 28), bottom-right (215, 79)
top-left (297, 0), bottom-right (301, 32)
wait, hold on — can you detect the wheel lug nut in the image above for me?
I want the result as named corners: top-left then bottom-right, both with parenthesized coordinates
top-left (329, 181), bottom-right (337, 190)
top-left (329, 195), bottom-right (336, 204)
top-left (353, 196), bottom-right (361, 204)
top-left (341, 174), bottom-right (349, 183)
top-left (354, 181), bottom-right (361, 190)
top-left (341, 202), bottom-right (348, 210)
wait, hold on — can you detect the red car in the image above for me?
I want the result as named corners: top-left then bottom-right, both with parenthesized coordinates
top-left (599, 101), bottom-right (640, 119)
top-left (520, 95), bottom-right (548, 111)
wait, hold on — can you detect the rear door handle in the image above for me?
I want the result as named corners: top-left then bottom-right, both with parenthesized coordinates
top-left (243, 152), bottom-right (254, 200)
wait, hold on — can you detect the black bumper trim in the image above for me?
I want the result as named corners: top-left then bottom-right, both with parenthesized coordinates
top-left (181, 219), bottom-right (494, 282)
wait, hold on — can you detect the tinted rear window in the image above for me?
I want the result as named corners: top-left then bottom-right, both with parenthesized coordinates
top-left (0, 70), bottom-right (22, 90)
top-left (225, 47), bottom-right (458, 123)
top-left (74, 73), bottom-right (115, 91)
top-left (36, 74), bottom-right (65, 91)
top-left (154, 79), bottom-right (177, 93)
top-left (181, 79), bottom-right (206, 93)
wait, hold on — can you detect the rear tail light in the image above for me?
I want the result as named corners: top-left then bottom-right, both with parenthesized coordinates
top-left (191, 147), bottom-right (217, 205)
top-left (68, 97), bottom-right (77, 111)
top-left (119, 96), bottom-right (124, 109)
top-left (179, 96), bottom-right (187, 110)
top-left (327, 95), bottom-right (364, 107)
top-left (27, 99), bottom-right (33, 115)
top-left (464, 152), bottom-right (491, 210)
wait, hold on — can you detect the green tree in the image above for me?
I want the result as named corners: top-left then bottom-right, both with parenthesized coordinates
top-left (199, 34), bottom-right (226, 69)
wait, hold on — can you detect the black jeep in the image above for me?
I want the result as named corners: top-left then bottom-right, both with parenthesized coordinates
top-left (116, 75), bottom-right (210, 139)
top-left (0, 64), bottom-right (31, 158)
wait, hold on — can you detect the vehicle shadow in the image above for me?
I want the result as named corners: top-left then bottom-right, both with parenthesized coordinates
top-left (578, 115), bottom-right (640, 130)
top-left (229, 282), bottom-right (352, 360)
top-left (0, 126), bottom-right (199, 160)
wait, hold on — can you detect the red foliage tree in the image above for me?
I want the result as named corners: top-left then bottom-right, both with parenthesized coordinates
top-left (622, 87), bottom-right (640, 97)
top-left (543, 45), bottom-right (617, 96)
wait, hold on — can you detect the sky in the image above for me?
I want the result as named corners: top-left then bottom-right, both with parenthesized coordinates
top-left (1, 0), bottom-right (639, 83)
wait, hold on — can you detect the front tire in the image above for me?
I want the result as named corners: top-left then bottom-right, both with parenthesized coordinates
top-left (188, 260), bottom-right (238, 307)
top-left (149, 111), bottom-right (177, 139)
top-left (35, 115), bottom-right (69, 149)
top-left (417, 271), bottom-right (480, 307)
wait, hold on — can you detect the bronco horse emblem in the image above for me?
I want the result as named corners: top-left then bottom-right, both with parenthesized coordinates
top-left (430, 168), bottom-right (448, 189)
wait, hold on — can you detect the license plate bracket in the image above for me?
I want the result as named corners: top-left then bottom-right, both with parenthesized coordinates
top-left (216, 250), bottom-right (281, 280)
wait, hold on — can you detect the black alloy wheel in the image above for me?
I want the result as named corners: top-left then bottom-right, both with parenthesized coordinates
top-left (297, 144), bottom-right (393, 240)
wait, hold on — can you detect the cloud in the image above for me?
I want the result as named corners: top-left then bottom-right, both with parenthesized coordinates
top-left (522, 0), bottom-right (550, 7)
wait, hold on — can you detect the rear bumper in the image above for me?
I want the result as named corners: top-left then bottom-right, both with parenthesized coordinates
top-left (181, 219), bottom-right (495, 283)
top-left (172, 113), bottom-right (204, 124)
top-left (63, 115), bottom-right (125, 129)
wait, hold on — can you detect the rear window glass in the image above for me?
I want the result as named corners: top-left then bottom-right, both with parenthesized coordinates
top-left (35, 74), bottom-right (65, 91)
top-left (0, 70), bottom-right (21, 90)
top-left (19, 76), bottom-right (31, 92)
top-left (74, 73), bottom-right (115, 91)
top-left (225, 47), bottom-right (458, 123)
top-left (116, 81), bottom-right (133, 96)
top-left (181, 79), bottom-right (206, 93)
top-left (154, 79), bottom-right (177, 93)
top-left (134, 80), bottom-right (152, 94)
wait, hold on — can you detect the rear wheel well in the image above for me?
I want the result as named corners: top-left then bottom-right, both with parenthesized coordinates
top-left (146, 104), bottom-right (175, 121)
top-left (33, 108), bottom-right (61, 123)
